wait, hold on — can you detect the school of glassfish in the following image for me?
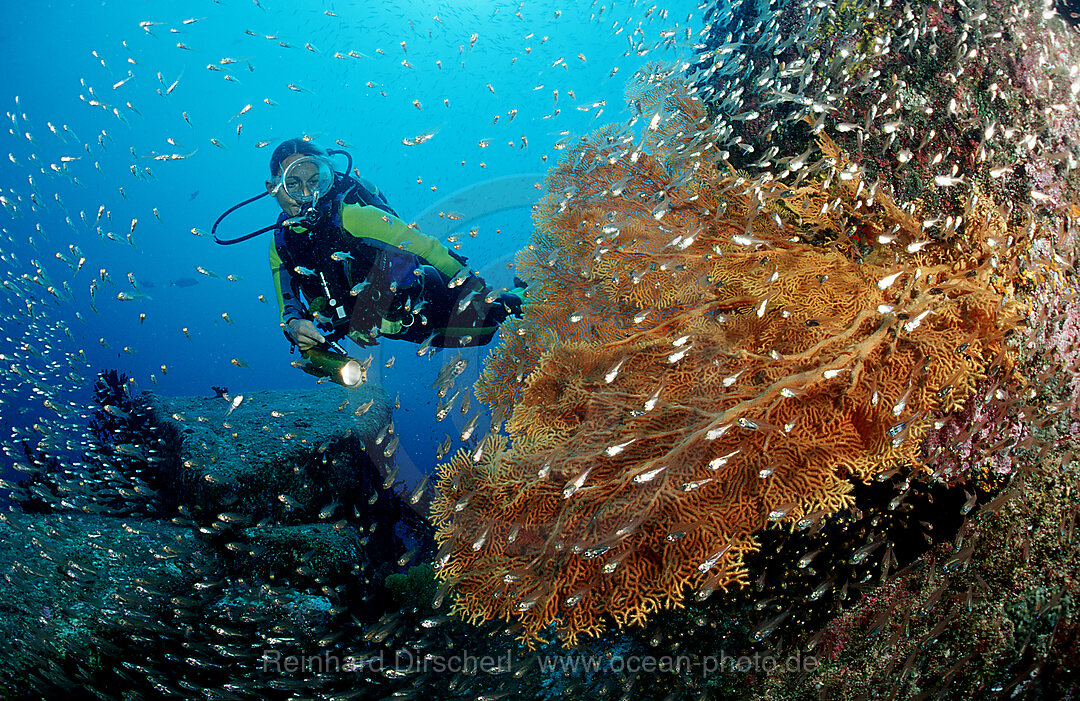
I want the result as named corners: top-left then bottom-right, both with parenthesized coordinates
top-left (2, 0), bottom-right (1080, 697)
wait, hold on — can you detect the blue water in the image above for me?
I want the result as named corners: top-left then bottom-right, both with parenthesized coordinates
top-left (1, 0), bottom-right (701, 490)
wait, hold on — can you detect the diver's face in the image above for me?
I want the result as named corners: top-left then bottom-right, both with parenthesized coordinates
top-left (266, 154), bottom-right (319, 217)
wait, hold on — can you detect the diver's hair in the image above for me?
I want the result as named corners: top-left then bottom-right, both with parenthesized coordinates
top-left (269, 138), bottom-right (324, 177)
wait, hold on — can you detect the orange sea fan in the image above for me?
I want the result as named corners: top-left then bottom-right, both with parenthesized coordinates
top-left (434, 68), bottom-right (1021, 645)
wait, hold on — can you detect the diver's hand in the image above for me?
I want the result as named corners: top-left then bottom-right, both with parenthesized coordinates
top-left (286, 318), bottom-right (325, 350)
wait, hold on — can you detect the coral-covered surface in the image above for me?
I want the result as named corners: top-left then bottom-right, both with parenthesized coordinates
top-left (0, 513), bottom-right (212, 695)
top-left (431, 66), bottom-right (1036, 645)
top-left (762, 453), bottom-right (1080, 699)
top-left (141, 386), bottom-right (392, 520)
top-left (0, 383), bottom-right (443, 698)
top-left (694, 0), bottom-right (1080, 227)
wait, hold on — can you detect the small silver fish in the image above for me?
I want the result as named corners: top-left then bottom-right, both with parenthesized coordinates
top-left (460, 413), bottom-right (481, 441)
top-left (103, 404), bottom-right (130, 419)
top-left (409, 474), bottom-right (429, 505)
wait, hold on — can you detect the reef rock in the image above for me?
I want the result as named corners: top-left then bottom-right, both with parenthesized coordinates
top-left (0, 512), bottom-right (214, 695)
top-left (142, 385), bottom-right (393, 522)
top-left (238, 522), bottom-right (366, 581)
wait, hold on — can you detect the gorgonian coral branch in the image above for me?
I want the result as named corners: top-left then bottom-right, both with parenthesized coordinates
top-left (434, 65), bottom-right (1024, 645)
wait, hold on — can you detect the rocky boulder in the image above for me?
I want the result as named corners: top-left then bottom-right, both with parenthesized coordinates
top-left (141, 385), bottom-right (394, 523)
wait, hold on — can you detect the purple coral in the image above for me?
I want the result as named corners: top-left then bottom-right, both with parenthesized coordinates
top-left (922, 388), bottom-right (1029, 484)
top-left (1027, 273), bottom-right (1080, 416)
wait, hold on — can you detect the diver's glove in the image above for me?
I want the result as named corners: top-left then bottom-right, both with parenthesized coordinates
top-left (285, 318), bottom-right (326, 350)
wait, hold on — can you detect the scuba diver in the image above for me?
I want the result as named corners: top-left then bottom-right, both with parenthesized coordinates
top-left (213, 138), bottom-right (525, 384)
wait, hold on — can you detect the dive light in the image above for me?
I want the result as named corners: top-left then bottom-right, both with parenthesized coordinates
top-left (295, 344), bottom-right (368, 388)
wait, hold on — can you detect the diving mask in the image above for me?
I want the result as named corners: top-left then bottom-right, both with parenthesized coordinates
top-left (274, 155), bottom-right (335, 205)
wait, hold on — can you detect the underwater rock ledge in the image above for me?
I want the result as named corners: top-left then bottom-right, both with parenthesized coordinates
top-left (0, 512), bottom-right (214, 695)
top-left (142, 385), bottom-right (392, 520)
top-left (0, 380), bottom-right (445, 698)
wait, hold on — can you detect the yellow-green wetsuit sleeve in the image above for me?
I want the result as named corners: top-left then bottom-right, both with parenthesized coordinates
top-left (270, 241), bottom-right (305, 322)
top-left (339, 203), bottom-right (463, 278)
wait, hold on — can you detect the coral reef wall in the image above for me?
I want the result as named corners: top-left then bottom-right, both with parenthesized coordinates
top-left (432, 66), bottom-right (1032, 645)
top-left (694, 0), bottom-right (1080, 225)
